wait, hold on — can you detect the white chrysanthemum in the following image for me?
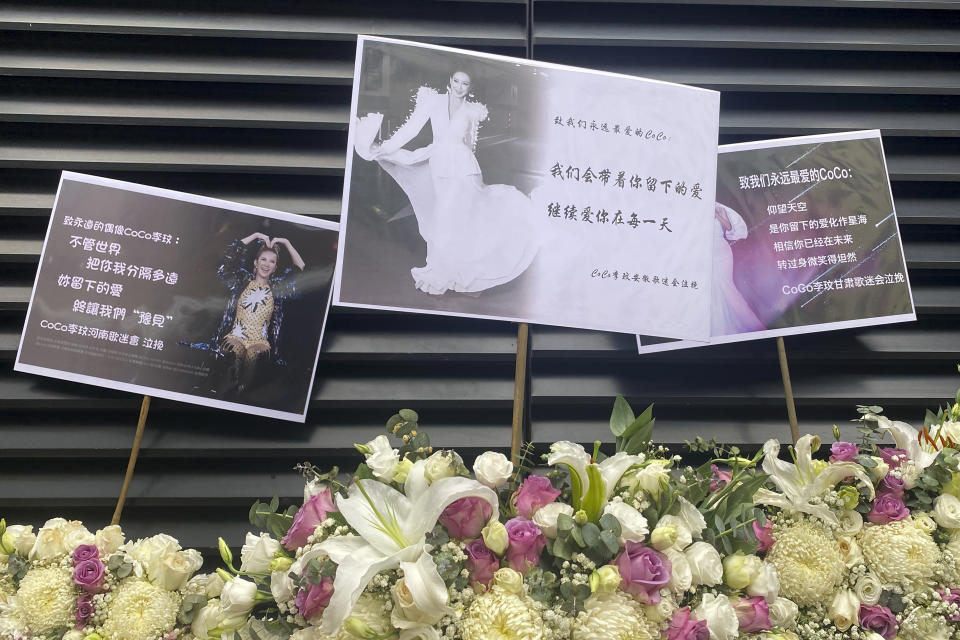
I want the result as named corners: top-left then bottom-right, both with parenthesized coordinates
top-left (766, 519), bottom-right (845, 606)
top-left (859, 519), bottom-right (940, 586)
top-left (15, 565), bottom-right (75, 634)
top-left (461, 584), bottom-right (545, 640)
top-left (0, 594), bottom-right (28, 640)
top-left (572, 592), bottom-right (654, 640)
top-left (897, 606), bottom-right (952, 640)
top-left (293, 594), bottom-right (393, 640)
top-left (100, 579), bottom-right (181, 640)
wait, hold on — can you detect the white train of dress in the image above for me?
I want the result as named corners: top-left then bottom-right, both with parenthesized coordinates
top-left (712, 204), bottom-right (765, 335)
top-left (353, 86), bottom-right (539, 295)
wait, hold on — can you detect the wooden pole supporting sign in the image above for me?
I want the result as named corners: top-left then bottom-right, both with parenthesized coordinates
top-left (775, 337), bottom-right (800, 444)
top-left (111, 395), bottom-right (152, 525)
top-left (511, 323), bottom-right (530, 465)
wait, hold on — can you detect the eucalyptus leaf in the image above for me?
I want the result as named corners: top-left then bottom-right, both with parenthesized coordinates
top-left (599, 530), bottom-right (619, 556)
top-left (581, 522), bottom-right (601, 548)
top-left (609, 395), bottom-right (635, 437)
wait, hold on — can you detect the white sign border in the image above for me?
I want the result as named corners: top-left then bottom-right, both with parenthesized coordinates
top-left (14, 171), bottom-right (340, 423)
top-left (333, 35), bottom-right (719, 340)
top-left (637, 129), bottom-right (917, 354)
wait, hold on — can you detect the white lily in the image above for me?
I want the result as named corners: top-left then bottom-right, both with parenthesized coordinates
top-left (753, 435), bottom-right (874, 526)
top-left (546, 441), bottom-right (642, 522)
top-left (868, 413), bottom-right (940, 472)
top-left (317, 460), bottom-right (497, 634)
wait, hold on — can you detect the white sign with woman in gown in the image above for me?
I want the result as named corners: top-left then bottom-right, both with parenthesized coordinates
top-left (334, 36), bottom-right (720, 339)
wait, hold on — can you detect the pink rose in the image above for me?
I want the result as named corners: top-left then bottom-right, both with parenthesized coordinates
top-left (877, 447), bottom-right (908, 469)
top-left (439, 497), bottom-right (493, 539)
top-left (282, 488), bottom-right (337, 551)
top-left (465, 539), bottom-right (499, 586)
top-left (877, 474), bottom-right (905, 498)
top-left (752, 520), bottom-right (775, 553)
top-left (73, 558), bottom-right (105, 593)
top-left (733, 596), bottom-right (771, 633)
top-left (75, 594), bottom-right (95, 629)
top-left (614, 541), bottom-right (671, 604)
top-left (830, 442), bottom-right (859, 462)
top-left (667, 607), bottom-right (709, 640)
top-left (515, 476), bottom-right (561, 519)
top-left (295, 577), bottom-right (334, 621)
top-left (710, 465), bottom-right (732, 492)
top-left (73, 544), bottom-right (100, 563)
top-left (504, 517), bottom-right (546, 575)
top-left (859, 604), bottom-right (898, 640)
top-left (941, 589), bottom-right (960, 622)
top-left (868, 493), bottom-right (910, 525)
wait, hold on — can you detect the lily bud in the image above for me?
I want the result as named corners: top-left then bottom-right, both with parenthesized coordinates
top-left (218, 537), bottom-right (234, 569)
top-left (353, 443), bottom-right (373, 455)
top-left (343, 616), bottom-right (381, 639)
top-left (650, 525), bottom-right (678, 551)
top-left (216, 567), bottom-right (234, 583)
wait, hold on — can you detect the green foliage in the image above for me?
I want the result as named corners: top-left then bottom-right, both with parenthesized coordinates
top-left (524, 567), bottom-right (558, 602)
top-left (547, 512), bottom-right (622, 567)
top-left (609, 396), bottom-right (656, 455)
top-left (6, 553), bottom-right (28, 584)
top-left (249, 496), bottom-right (299, 541)
top-left (386, 409), bottom-right (433, 462)
top-left (224, 618), bottom-right (294, 640)
top-left (106, 552), bottom-right (135, 579)
top-left (178, 594), bottom-right (208, 625)
top-left (905, 447), bottom-right (959, 511)
top-left (558, 580), bottom-right (592, 612)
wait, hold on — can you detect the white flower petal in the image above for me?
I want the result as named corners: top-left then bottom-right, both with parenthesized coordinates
top-left (336, 480), bottom-right (413, 555)
top-left (405, 476), bottom-right (498, 544)
top-left (399, 553), bottom-right (452, 624)
top-left (597, 453), bottom-right (641, 501)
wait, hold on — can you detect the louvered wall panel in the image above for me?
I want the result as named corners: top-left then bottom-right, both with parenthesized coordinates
top-left (0, 0), bottom-right (528, 555)
top-left (2, 0), bottom-right (958, 558)
top-left (529, 0), bottom-right (960, 454)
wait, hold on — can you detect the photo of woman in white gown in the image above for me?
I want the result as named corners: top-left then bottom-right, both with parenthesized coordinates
top-left (712, 202), bottom-right (766, 335)
top-left (352, 69), bottom-right (539, 296)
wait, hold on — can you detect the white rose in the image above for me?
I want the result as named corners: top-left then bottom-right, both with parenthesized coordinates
top-left (473, 452), bottom-right (513, 489)
top-left (914, 513), bottom-right (938, 534)
top-left (61, 525), bottom-right (95, 553)
top-left (220, 577), bottom-right (258, 617)
top-left (644, 592), bottom-right (678, 623)
top-left (126, 533), bottom-right (181, 580)
top-left (677, 497), bottom-right (707, 539)
top-left (838, 510), bottom-right (863, 535)
top-left (686, 541), bottom-right (723, 587)
top-left (5, 525), bottom-right (35, 557)
top-left (424, 450), bottom-right (464, 483)
top-left (240, 532), bottom-right (281, 574)
top-left (837, 537), bottom-right (862, 568)
top-left (768, 597), bottom-right (799, 629)
top-left (158, 549), bottom-right (204, 591)
top-left (206, 572), bottom-right (225, 598)
top-left (270, 568), bottom-right (295, 603)
top-left (29, 526), bottom-right (65, 561)
top-left (693, 593), bottom-right (739, 640)
top-left (663, 546), bottom-right (692, 593)
top-left (828, 589), bottom-right (860, 632)
top-left (867, 457), bottom-right (889, 482)
top-left (42, 517), bottom-right (67, 529)
top-left (933, 494), bottom-right (960, 530)
top-left (364, 435), bottom-right (400, 481)
top-left (853, 573), bottom-right (883, 606)
top-left (63, 630), bottom-right (85, 640)
top-left (655, 515), bottom-right (692, 550)
top-left (533, 502), bottom-right (575, 538)
top-left (94, 525), bottom-right (125, 555)
top-left (602, 502), bottom-right (649, 544)
top-left (631, 460), bottom-right (671, 499)
top-left (747, 561), bottom-right (780, 603)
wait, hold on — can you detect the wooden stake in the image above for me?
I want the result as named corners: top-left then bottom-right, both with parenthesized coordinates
top-left (111, 395), bottom-right (151, 525)
top-left (511, 323), bottom-right (530, 465)
top-left (775, 337), bottom-right (800, 444)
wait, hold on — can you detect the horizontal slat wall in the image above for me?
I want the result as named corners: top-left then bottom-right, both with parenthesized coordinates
top-left (0, 0), bottom-right (528, 554)
top-left (529, 0), bottom-right (960, 452)
top-left (2, 0), bottom-right (959, 560)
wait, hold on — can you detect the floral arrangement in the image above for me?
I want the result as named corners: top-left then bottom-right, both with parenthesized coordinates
top-left (753, 398), bottom-right (960, 640)
top-left (0, 518), bottom-right (211, 640)
top-left (211, 402), bottom-right (799, 640)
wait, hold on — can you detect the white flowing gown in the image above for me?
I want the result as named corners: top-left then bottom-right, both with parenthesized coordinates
top-left (353, 86), bottom-right (539, 295)
top-left (712, 204), bottom-right (765, 335)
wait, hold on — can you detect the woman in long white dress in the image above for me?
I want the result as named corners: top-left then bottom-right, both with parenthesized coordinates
top-left (353, 70), bottom-right (539, 295)
top-left (712, 203), bottom-right (765, 335)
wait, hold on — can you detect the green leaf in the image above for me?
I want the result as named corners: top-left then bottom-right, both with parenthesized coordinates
top-left (599, 513), bottom-right (621, 538)
top-left (599, 530), bottom-right (619, 556)
top-left (621, 404), bottom-right (654, 439)
top-left (557, 513), bottom-right (575, 534)
top-left (582, 465), bottom-right (606, 522)
top-left (570, 525), bottom-right (585, 548)
top-left (565, 464), bottom-right (584, 512)
top-left (399, 409), bottom-right (419, 422)
top-left (581, 522), bottom-right (601, 548)
top-left (610, 395), bottom-right (635, 437)
top-left (354, 463), bottom-right (374, 481)
top-left (623, 419), bottom-right (656, 455)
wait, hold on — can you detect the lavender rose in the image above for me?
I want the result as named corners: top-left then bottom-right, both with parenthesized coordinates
top-left (515, 476), bottom-right (561, 519)
top-left (614, 541), bottom-right (672, 604)
top-left (941, 588), bottom-right (960, 622)
top-left (830, 442), bottom-right (859, 463)
top-left (877, 447), bottom-right (909, 469)
top-left (666, 607), bottom-right (709, 640)
top-left (294, 576), bottom-right (334, 622)
top-left (859, 604), bottom-right (898, 640)
top-left (73, 558), bottom-right (105, 592)
top-left (504, 517), bottom-right (546, 575)
top-left (281, 488), bottom-right (337, 551)
top-left (877, 474), bottom-right (905, 498)
top-left (465, 539), bottom-right (500, 586)
top-left (732, 596), bottom-right (771, 633)
top-left (439, 497), bottom-right (493, 539)
top-left (75, 594), bottom-right (95, 628)
top-left (72, 544), bottom-right (100, 563)
top-left (868, 493), bottom-right (910, 525)
top-left (752, 521), bottom-right (775, 553)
